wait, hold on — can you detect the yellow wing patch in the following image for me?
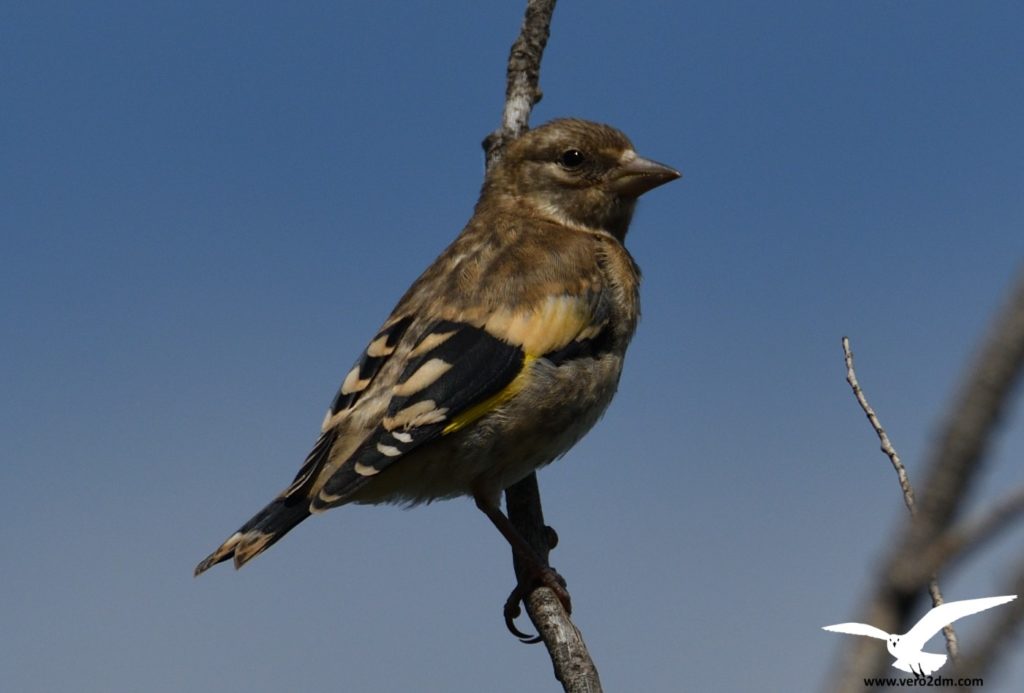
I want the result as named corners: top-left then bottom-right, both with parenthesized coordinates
top-left (482, 294), bottom-right (592, 356)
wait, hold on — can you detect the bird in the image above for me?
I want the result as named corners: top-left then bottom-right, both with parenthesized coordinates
top-left (822, 595), bottom-right (1017, 676)
top-left (194, 118), bottom-right (680, 631)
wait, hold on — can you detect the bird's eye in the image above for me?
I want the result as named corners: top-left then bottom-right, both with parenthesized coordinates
top-left (558, 149), bottom-right (586, 169)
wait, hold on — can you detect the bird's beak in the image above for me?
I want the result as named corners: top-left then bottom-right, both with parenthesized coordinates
top-left (608, 151), bottom-right (681, 197)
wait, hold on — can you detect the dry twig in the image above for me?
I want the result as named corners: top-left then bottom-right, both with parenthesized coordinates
top-left (842, 337), bottom-right (917, 512)
top-left (841, 337), bottom-right (959, 657)
top-left (483, 0), bottom-right (556, 169)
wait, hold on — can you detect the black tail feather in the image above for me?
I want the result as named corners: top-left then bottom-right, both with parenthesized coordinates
top-left (194, 497), bottom-right (311, 576)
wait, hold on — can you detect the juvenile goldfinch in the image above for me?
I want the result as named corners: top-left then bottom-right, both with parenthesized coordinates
top-left (195, 118), bottom-right (679, 615)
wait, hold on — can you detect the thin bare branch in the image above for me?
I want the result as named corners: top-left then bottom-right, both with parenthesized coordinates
top-left (483, 0), bottom-right (556, 170)
top-left (840, 336), bottom-right (959, 657)
top-left (842, 336), bottom-right (917, 513)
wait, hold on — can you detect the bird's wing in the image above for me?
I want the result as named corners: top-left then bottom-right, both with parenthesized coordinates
top-left (306, 291), bottom-right (609, 509)
top-left (903, 595), bottom-right (1017, 650)
top-left (822, 623), bottom-right (890, 640)
top-left (278, 316), bottom-right (416, 499)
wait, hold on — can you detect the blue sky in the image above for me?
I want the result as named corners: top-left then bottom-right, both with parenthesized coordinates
top-left (3, 2), bottom-right (1023, 691)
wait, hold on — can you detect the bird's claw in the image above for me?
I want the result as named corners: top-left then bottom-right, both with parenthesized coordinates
top-left (502, 565), bottom-right (572, 643)
top-left (503, 590), bottom-right (541, 643)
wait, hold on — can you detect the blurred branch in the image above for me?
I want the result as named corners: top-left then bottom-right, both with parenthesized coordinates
top-left (895, 486), bottom-right (1024, 588)
top-left (906, 269), bottom-right (1024, 553)
top-left (830, 269), bottom-right (1024, 692)
top-left (482, 2), bottom-right (604, 692)
top-left (951, 560), bottom-right (1024, 688)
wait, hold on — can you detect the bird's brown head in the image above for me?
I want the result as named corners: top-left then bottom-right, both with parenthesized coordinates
top-left (481, 119), bottom-right (680, 241)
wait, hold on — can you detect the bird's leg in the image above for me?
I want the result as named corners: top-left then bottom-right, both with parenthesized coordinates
top-left (473, 493), bottom-right (572, 640)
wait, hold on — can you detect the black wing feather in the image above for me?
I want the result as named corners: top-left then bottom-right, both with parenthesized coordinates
top-left (313, 319), bottom-right (524, 507)
top-left (328, 316), bottom-right (413, 415)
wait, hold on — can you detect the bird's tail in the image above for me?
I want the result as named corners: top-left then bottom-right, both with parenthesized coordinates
top-left (194, 496), bottom-right (310, 576)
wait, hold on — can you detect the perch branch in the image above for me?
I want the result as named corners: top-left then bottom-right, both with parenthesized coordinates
top-left (505, 474), bottom-right (603, 692)
top-left (483, 0), bottom-right (556, 169)
top-left (482, 2), bottom-right (604, 691)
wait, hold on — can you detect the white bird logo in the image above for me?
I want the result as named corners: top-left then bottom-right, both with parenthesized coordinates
top-left (823, 595), bottom-right (1017, 676)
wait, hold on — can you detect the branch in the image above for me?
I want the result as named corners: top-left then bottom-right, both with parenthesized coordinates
top-left (906, 269), bottom-right (1024, 555)
top-left (894, 486), bottom-right (1024, 588)
top-left (840, 337), bottom-right (959, 659)
top-left (950, 559), bottom-right (1024, 687)
top-left (505, 474), bottom-right (603, 693)
top-left (842, 337), bottom-right (917, 513)
top-left (482, 2), bottom-right (604, 691)
top-left (483, 0), bottom-right (556, 170)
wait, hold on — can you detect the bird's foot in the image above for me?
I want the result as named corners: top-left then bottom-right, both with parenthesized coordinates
top-left (503, 564), bottom-right (572, 643)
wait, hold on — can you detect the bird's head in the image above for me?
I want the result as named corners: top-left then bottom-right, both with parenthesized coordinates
top-left (481, 119), bottom-right (680, 241)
